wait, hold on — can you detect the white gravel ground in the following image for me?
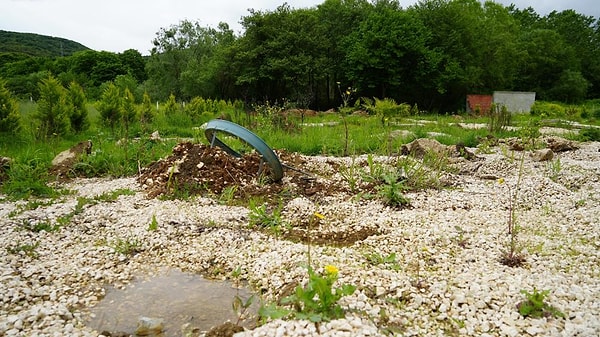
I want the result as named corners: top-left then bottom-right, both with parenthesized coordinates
top-left (0, 141), bottom-right (599, 337)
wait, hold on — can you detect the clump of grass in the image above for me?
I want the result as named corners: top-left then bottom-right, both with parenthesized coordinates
top-left (6, 242), bottom-right (39, 258)
top-left (8, 199), bottom-right (56, 218)
top-left (546, 158), bottom-right (561, 182)
top-left (248, 199), bottom-right (286, 234)
top-left (338, 157), bottom-right (361, 193)
top-left (218, 185), bottom-right (238, 205)
top-left (488, 104), bottom-right (512, 134)
top-left (2, 154), bottom-right (58, 199)
top-left (579, 127), bottom-right (600, 141)
top-left (94, 188), bottom-right (136, 202)
top-left (20, 219), bottom-right (61, 233)
top-left (109, 237), bottom-right (142, 256)
top-left (395, 151), bottom-right (448, 192)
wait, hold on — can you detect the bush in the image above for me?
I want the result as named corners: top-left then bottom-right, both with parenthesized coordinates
top-left (364, 97), bottom-right (410, 126)
top-left (530, 101), bottom-right (565, 118)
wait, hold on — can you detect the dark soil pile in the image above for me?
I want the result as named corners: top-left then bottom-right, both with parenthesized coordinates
top-left (137, 142), bottom-right (335, 201)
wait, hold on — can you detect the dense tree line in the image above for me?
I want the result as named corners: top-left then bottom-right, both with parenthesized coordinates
top-left (0, 48), bottom-right (146, 100)
top-left (1, 0), bottom-right (599, 112)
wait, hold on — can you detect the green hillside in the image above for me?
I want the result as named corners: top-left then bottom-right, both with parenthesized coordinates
top-left (0, 30), bottom-right (90, 57)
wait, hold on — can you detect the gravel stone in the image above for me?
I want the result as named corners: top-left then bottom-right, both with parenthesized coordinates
top-left (0, 142), bottom-right (599, 336)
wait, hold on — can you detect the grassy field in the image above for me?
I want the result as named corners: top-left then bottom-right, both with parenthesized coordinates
top-left (1, 98), bottom-right (599, 200)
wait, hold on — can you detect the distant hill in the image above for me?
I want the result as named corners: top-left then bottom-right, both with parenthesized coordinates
top-left (0, 30), bottom-right (90, 57)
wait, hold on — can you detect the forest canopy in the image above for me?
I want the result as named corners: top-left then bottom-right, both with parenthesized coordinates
top-left (1, 0), bottom-right (599, 112)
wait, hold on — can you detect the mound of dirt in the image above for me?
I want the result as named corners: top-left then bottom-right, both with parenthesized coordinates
top-left (137, 142), bottom-right (334, 201)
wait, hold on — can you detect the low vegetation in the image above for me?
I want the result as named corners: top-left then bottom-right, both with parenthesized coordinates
top-left (518, 288), bottom-right (565, 319)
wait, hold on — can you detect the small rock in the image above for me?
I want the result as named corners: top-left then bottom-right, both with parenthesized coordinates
top-left (499, 324), bottom-right (519, 337)
top-left (135, 316), bottom-right (163, 336)
top-left (13, 319), bottom-right (23, 330)
top-left (504, 137), bottom-right (525, 151)
top-left (0, 156), bottom-right (12, 167)
top-left (401, 138), bottom-right (449, 158)
top-left (545, 136), bottom-right (579, 152)
top-left (531, 148), bottom-right (554, 162)
top-left (51, 140), bottom-right (92, 166)
top-left (150, 131), bottom-right (161, 141)
top-left (526, 325), bottom-right (546, 335)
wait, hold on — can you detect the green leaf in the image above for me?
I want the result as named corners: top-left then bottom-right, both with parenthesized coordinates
top-left (258, 303), bottom-right (290, 320)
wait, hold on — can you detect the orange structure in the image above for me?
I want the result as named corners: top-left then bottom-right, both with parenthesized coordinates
top-left (466, 94), bottom-right (493, 115)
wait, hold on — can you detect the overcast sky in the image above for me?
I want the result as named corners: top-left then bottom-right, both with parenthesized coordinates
top-left (1, 0), bottom-right (598, 55)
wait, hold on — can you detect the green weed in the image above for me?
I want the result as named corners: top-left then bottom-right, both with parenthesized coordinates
top-left (248, 199), bottom-right (286, 233)
top-left (94, 188), bottom-right (135, 202)
top-left (109, 237), bottom-right (142, 256)
top-left (579, 127), bottom-right (600, 141)
top-left (519, 118), bottom-right (541, 149)
top-left (364, 252), bottom-right (401, 271)
top-left (395, 154), bottom-right (445, 192)
top-left (23, 219), bottom-right (61, 232)
top-left (148, 214), bottom-right (158, 231)
top-left (546, 158), bottom-right (561, 182)
top-left (231, 266), bottom-right (256, 325)
top-left (498, 152), bottom-right (527, 267)
top-left (517, 288), bottom-right (565, 319)
top-left (218, 185), bottom-right (238, 205)
top-left (454, 225), bottom-right (469, 248)
top-left (259, 265), bottom-right (356, 323)
top-left (338, 157), bottom-right (361, 193)
top-left (377, 172), bottom-right (410, 207)
top-left (488, 104), bottom-right (512, 134)
top-left (8, 199), bottom-right (56, 218)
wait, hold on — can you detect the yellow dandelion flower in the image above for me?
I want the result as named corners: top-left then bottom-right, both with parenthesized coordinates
top-left (498, 178), bottom-right (505, 184)
top-left (324, 265), bottom-right (338, 275)
top-left (314, 212), bottom-right (325, 220)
